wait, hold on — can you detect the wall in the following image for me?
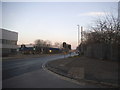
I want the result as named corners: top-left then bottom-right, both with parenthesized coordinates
top-left (80, 43), bottom-right (120, 61)
top-left (0, 29), bottom-right (18, 56)
top-left (2, 29), bottom-right (18, 41)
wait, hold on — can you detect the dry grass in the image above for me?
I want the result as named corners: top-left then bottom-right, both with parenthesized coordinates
top-left (47, 56), bottom-right (119, 85)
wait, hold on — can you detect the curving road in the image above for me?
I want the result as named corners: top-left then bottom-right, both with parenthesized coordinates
top-left (2, 53), bottom-right (98, 88)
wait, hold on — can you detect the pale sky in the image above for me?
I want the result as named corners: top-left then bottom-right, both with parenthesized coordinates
top-left (1, 1), bottom-right (118, 49)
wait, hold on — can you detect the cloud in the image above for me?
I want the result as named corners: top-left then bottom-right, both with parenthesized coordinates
top-left (78, 12), bottom-right (109, 17)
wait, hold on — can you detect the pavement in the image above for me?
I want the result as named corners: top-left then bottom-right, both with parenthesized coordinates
top-left (2, 54), bottom-right (68, 80)
top-left (45, 56), bottom-right (119, 88)
top-left (3, 69), bottom-right (84, 88)
top-left (2, 53), bottom-right (119, 88)
top-left (3, 53), bottom-right (101, 88)
top-left (2, 53), bottom-right (62, 61)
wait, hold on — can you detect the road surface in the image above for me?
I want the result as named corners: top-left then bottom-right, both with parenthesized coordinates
top-left (2, 53), bottom-right (99, 88)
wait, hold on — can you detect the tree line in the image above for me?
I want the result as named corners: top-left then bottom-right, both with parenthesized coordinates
top-left (34, 39), bottom-right (63, 48)
top-left (79, 13), bottom-right (120, 61)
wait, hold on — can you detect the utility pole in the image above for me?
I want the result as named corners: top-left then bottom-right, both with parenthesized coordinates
top-left (77, 25), bottom-right (80, 46)
top-left (118, 1), bottom-right (120, 20)
top-left (81, 26), bottom-right (83, 44)
top-left (81, 26), bottom-right (84, 55)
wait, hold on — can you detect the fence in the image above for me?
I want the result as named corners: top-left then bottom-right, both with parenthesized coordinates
top-left (79, 43), bottom-right (120, 61)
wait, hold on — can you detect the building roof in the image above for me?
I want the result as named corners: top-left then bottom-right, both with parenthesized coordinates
top-left (0, 28), bottom-right (18, 40)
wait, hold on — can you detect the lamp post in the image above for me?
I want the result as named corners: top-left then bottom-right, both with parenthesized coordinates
top-left (118, 1), bottom-right (120, 20)
top-left (81, 26), bottom-right (83, 43)
top-left (77, 25), bottom-right (80, 47)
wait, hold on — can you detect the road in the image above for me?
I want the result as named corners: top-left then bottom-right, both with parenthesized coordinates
top-left (2, 53), bottom-right (99, 88)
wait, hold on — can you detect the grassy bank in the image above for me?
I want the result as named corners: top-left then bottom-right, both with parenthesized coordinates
top-left (46, 56), bottom-right (119, 88)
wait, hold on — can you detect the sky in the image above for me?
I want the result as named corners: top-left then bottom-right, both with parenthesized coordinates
top-left (1, 1), bottom-right (118, 49)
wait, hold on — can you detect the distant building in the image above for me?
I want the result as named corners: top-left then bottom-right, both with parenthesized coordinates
top-left (19, 44), bottom-right (36, 54)
top-left (0, 29), bottom-right (18, 56)
top-left (19, 44), bottom-right (61, 54)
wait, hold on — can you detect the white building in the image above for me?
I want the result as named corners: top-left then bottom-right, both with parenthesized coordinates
top-left (0, 29), bottom-right (18, 56)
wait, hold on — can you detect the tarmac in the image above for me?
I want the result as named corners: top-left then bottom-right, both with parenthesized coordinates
top-left (2, 54), bottom-right (119, 88)
top-left (2, 53), bottom-right (62, 61)
top-left (2, 54), bottom-right (101, 88)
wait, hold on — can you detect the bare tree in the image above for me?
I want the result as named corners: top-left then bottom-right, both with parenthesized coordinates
top-left (45, 40), bottom-right (52, 47)
top-left (54, 42), bottom-right (62, 48)
top-left (84, 13), bottom-right (120, 45)
top-left (34, 39), bottom-right (52, 47)
top-left (35, 39), bottom-right (44, 47)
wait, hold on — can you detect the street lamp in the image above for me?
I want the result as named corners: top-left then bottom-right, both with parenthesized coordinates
top-left (77, 25), bottom-right (80, 46)
top-left (81, 26), bottom-right (83, 43)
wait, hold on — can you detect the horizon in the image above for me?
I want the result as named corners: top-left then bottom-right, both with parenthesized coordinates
top-left (1, 2), bottom-right (118, 49)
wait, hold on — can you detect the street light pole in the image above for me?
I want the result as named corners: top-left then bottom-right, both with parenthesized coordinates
top-left (77, 25), bottom-right (80, 46)
top-left (81, 26), bottom-right (83, 43)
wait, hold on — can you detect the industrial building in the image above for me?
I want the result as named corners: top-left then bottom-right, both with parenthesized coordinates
top-left (19, 44), bottom-right (62, 54)
top-left (0, 28), bottom-right (18, 56)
